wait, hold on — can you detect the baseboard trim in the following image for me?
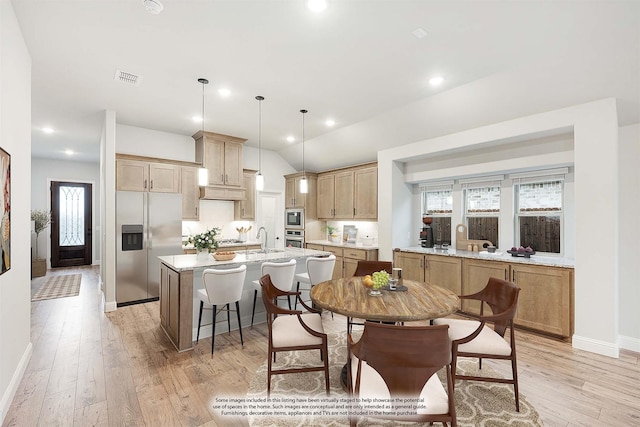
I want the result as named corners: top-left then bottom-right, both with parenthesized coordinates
top-left (0, 342), bottom-right (33, 425)
top-left (572, 334), bottom-right (619, 358)
top-left (619, 335), bottom-right (640, 352)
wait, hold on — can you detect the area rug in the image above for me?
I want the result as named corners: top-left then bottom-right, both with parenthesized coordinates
top-left (32, 274), bottom-right (82, 301)
top-left (244, 333), bottom-right (542, 426)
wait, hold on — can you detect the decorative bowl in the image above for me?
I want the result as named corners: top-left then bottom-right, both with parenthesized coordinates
top-left (213, 251), bottom-right (236, 261)
top-left (506, 249), bottom-right (535, 258)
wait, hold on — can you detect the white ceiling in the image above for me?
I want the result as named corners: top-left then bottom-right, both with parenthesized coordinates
top-left (12, 0), bottom-right (640, 171)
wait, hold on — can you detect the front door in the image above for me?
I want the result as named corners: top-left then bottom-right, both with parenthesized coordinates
top-left (50, 181), bottom-right (92, 267)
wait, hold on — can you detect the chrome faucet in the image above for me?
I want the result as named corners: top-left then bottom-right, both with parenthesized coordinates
top-left (256, 227), bottom-right (267, 253)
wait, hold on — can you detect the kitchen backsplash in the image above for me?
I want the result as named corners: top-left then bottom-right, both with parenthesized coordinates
top-left (182, 199), bottom-right (255, 240)
top-left (326, 220), bottom-right (378, 244)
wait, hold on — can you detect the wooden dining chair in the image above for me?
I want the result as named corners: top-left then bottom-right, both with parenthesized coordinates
top-left (348, 321), bottom-right (456, 426)
top-left (259, 274), bottom-right (330, 396)
top-left (433, 277), bottom-right (521, 411)
top-left (353, 260), bottom-right (393, 276)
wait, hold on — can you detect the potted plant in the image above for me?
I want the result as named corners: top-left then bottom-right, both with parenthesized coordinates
top-left (324, 224), bottom-right (341, 243)
top-left (31, 209), bottom-right (51, 277)
top-left (185, 227), bottom-right (221, 260)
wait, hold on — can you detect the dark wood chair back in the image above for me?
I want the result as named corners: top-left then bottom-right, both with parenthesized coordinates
top-left (469, 277), bottom-right (520, 337)
top-left (353, 260), bottom-right (393, 276)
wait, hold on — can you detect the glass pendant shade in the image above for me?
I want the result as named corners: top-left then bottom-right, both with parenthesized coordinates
top-left (299, 176), bottom-right (308, 194)
top-left (255, 172), bottom-right (264, 191)
top-left (198, 167), bottom-right (208, 186)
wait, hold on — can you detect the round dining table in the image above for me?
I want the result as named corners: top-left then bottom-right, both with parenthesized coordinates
top-left (310, 276), bottom-right (460, 323)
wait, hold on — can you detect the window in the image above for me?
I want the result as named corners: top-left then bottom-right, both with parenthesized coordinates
top-left (422, 188), bottom-right (452, 244)
top-left (515, 180), bottom-right (562, 254)
top-left (464, 185), bottom-right (500, 247)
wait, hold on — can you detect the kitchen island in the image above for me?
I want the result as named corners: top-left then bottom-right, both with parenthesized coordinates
top-left (158, 247), bottom-right (329, 352)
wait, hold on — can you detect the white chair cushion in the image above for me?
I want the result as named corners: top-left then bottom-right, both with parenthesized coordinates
top-left (196, 288), bottom-right (209, 304)
top-left (433, 318), bottom-right (512, 356)
top-left (350, 355), bottom-right (449, 415)
top-left (271, 312), bottom-right (324, 348)
top-left (251, 279), bottom-right (261, 292)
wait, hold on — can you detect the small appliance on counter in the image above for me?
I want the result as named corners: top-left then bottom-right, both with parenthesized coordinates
top-left (420, 217), bottom-right (435, 248)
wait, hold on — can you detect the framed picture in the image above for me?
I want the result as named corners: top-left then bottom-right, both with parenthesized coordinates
top-left (0, 147), bottom-right (10, 275)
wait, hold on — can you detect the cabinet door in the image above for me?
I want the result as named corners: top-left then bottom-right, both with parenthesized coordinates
top-left (224, 141), bottom-right (243, 186)
top-left (331, 256), bottom-right (344, 279)
top-left (234, 171), bottom-right (255, 220)
top-left (149, 162), bottom-right (180, 193)
top-left (167, 267), bottom-right (180, 343)
top-left (425, 255), bottom-right (461, 295)
top-left (317, 174), bottom-right (335, 219)
top-left (181, 167), bottom-right (199, 220)
top-left (204, 139), bottom-right (225, 186)
top-left (511, 264), bottom-right (572, 337)
top-left (462, 259), bottom-right (509, 315)
top-left (343, 257), bottom-right (358, 278)
top-left (285, 178), bottom-right (296, 208)
top-left (334, 170), bottom-right (354, 219)
top-left (393, 252), bottom-right (425, 282)
top-left (160, 264), bottom-right (169, 328)
top-left (354, 167), bottom-right (377, 219)
top-left (116, 159), bottom-right (148, 191)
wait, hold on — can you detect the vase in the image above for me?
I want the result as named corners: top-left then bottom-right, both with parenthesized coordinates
top-left (196, 248), bottom-right (210, 261)
top-left (368, 288), bottom-right (382, 297)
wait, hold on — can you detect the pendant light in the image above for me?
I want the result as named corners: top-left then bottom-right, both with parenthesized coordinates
top-left (255, 96), bottom-right (265, 191)
top-left (299, 109), bottom-right (309, 194)
top-left (197, 78), bottom-right (209, 186)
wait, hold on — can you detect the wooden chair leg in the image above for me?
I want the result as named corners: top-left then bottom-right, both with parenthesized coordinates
top-left (196, 300), bottom-right (204, 342)
top-left (512, 355), bottom-right (520, 411)
top-left (251, 289), bottom-right (257, 327)
top-left (235, 301), bottom-right (243, 346)
top-left (211, 304), bottom-right (217, 355)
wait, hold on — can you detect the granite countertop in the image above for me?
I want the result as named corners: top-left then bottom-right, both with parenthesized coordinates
top-left (159, 247), bottom-right (330, 272)
top-left (397, 246), bottom-right (574, 269)
top-left (306, 239), bottom-right (379, 250)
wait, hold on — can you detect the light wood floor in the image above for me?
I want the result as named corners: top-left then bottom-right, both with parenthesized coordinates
top-left (3, 266), bottom-right (639, 426)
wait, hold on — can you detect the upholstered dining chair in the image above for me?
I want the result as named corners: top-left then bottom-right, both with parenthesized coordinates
top-left (294, 254), bottom-right (336, 310)
top-left (259, 274), bottom-right (330, 396)
top-left (353, 260), bottom-right (393, 276)
top-left (196, 265), bottom-right (247, 355)
top-left (250, 259), bottom-right (297, 327)
top-left (433, 277), bottom-right (521, 411)
top-left (348, 321), bottom-right (456, 427)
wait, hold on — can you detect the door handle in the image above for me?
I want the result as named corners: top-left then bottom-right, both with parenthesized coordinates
top-left (150, 180), bottom-right (153, 189)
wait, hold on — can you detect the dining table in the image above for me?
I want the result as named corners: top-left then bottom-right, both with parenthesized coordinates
top-left (310, 276), bottom-right (460, 389)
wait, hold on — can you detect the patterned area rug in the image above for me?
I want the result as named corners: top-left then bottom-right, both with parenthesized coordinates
top-left (32, 274), bottom-right (82, 301)
top-left (246, 332), bottom-right (542, 426)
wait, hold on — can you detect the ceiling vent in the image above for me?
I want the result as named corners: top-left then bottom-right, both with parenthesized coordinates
top-left (114, 69), bottom-right (142, 86)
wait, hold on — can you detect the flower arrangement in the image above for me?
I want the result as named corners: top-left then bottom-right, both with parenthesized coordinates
top-left (185, 227), bottom-right (220, 252)
top-left (31, 209), bottom-right (51, 260)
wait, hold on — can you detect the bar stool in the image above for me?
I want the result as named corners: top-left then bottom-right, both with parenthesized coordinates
top-left (250, 259), bottom-right (297, 327)
top-left (294, 254), bottom-right (336, 310)
top-left (196, 265), bottom-right (247, 355)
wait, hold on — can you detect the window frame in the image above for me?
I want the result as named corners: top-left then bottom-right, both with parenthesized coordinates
top-left (462, 184), bottom-right (501, 246)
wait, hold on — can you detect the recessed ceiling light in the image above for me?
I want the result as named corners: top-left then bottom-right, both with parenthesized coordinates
top-left (42, 127), bottom-right (54, 134)
top-left (192, 116), bottom-right (202, 123)
top-left (429, 76), bottom-right (444, 86)
top-left (142, 0), bottom-right (163, 15)
top-left (307, 0), bottom-right (327, 13)
top-left (412, 28), bottom-right (428, 39)
top-left (286, 136), bottom-right (295, 143)
top-left (325, 119), bottom-right (335, 127)
top-left (218, 88), bottom-right (231, 97)
top-left (64, 149), bottom-right (74, 156)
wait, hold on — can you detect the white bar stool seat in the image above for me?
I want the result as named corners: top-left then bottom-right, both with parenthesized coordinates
top-left (295, 254), bottom-right (336, 310)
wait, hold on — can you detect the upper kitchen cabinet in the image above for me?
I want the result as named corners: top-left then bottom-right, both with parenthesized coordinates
top-left (317, 163), bottom-right (377, 220)
top-left (284, 172), bottom-right (317, 218)
top-left (116, 157), bottom-right (180, 193)
top-left (234, 169), bottom-right (256, 220)
top-left (193, 130), bottom-right (246, 190)
top-left (180, 166), bottom-right (199, 220)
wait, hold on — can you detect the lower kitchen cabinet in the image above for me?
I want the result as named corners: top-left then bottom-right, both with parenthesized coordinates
top-left (306, 243), bottom-right (378, 278)
top-left (461, 259), bottom-right (510, 314)
top-left (392, 252), bottom-right (461, 294)
top-left (393, 251), bottom-right (426, 281)
top-left (160, 263), bottom-right (193, 351)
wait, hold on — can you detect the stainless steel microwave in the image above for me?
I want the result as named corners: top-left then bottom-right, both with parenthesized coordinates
top-left (285, 208), bottom-right (304, 229)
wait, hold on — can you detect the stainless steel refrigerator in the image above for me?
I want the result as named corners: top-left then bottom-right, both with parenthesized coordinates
top-left (116, 191), bottom-right (182, 306)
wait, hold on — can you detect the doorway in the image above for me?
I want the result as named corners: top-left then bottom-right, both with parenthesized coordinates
top-left (257, 191), bottom-right (284, 249)
top-left (50, 181), bottom-right (93, 267)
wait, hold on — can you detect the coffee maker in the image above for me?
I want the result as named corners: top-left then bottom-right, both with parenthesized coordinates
top-left (420, 217), bottom-right (434, 248)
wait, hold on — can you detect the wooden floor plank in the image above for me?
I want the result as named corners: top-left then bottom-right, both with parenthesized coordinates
top-left (4, 265), bottom-right (640, 427)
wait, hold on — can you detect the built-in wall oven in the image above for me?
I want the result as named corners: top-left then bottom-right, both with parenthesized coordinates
top-left (285, 229), bottom-right (304, 248)
top-left (285, 208), bottom-right (304, 229)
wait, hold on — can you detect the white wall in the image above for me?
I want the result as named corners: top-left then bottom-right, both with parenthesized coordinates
top-left (379, 99), bottom-right (624, 357)
top-left (115, 124), bottom-right (195, 162)
top-left (618, 123), bottom-right (640, 351)
top-left (0, 1), bottom-right (32, 422)
top-left (30, 158), bottom-right (101, 264)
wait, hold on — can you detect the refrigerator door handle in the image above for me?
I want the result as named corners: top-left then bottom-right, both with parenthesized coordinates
top-left (146, 192), bottom-right (152, 250)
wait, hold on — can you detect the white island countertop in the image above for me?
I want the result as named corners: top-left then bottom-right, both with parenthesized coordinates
top-left (159, 247), bottom-right (330, 272)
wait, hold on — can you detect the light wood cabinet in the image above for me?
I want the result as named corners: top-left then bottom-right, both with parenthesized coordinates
top-left (392, 252), bottom-right (462, 295)
top-left (393, 251), bottom-right (426, 282)
top-left (462, 259), bottom-right (510, 314)
top-left (317, 164), bottom-right (377, 220)
top-left (193, 131), bottom-right (246, 197)
top-left (180, 167), bottom-right (199, 220)
top-left (116, 159), bottom-right (180, 193)
top-left (159, 264), bottom-right (194, 352)
top-left (284, 172), bottom-right (317, 217)
top-left (309, 243), bottom-right (378, 278)
top-left (234, 169), bottom-right (256, 220)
